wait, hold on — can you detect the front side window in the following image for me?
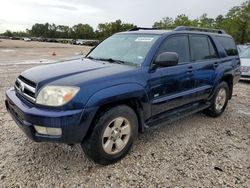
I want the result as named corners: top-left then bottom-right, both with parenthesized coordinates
top-left (157, 35), bottom-right (190, 63)
top-left (88, 34), bottom-right (160, 66)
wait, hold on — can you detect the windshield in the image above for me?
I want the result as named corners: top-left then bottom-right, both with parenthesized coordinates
top-left (240, 47), bottom-right (250, 58)
top-left (87, 34), bottom-right (160, 66)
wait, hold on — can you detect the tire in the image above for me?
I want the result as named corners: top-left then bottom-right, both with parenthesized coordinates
top-left (204, 81), bottom-right (229, 117)
top-left (81, 105), bottom-right (138, 165)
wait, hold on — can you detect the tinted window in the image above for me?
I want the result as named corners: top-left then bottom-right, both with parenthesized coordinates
top-left (190, 35), bottom-right (211, 61)
top-left (208, 38), bottom-right (218, 58)
top-left (158, 36), bottom-right (189, 63)
top-left (216, 36), bottom-right (238, 56)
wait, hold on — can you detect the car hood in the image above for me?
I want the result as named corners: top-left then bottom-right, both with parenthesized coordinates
top-left (21, 58), bottom-right (137, 89)
top-left (241, 58), bottom-right (250, 66)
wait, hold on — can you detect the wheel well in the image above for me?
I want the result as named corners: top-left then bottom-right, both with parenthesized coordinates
top-left (221, 75), bottom-right (233, 99)
top-left (83, 98), bottom-right (145, 141)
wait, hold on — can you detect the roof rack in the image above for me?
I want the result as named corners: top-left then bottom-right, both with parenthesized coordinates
top-left (129, 27), bottom-right (161, 31)
top-left (174, 26), bottom-right (226, 34)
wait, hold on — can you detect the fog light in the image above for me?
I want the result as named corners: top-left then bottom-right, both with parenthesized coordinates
top-left (34, 125), bottom-right (62, 136)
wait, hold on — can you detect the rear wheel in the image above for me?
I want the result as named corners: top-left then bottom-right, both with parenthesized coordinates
top-left (81, 105), bottom-right (138, 165)
top-left (205, 81), bottom-right (229, 117)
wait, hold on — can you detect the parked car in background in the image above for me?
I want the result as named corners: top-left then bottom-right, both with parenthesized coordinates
top-left (23, 37), bottom-right (31, 42)
top-left (45, 38), bottom-right (59, 43)
top-left (240, 47), bottom-right (250, 80)
top-left (74, 39), bottom-right (85, 45)
top-left (5, 26), bottom-right (241, 165)
top-left (10, 36), bottom-right (20, 40)
top-left (237, 45), bottom-right (248, 54)
top-left (73, 39), bottom-right (99, 46)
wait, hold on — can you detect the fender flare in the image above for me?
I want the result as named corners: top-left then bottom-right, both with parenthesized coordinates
top-left (209, 70), bottom-right (234, 100)
top-left (85, 83), bottom-right (150, 118)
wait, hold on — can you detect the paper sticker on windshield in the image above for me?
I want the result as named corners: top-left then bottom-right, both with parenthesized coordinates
top-left (135, 37), bottom-right (154, 42)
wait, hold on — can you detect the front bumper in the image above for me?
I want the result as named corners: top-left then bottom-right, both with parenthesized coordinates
top-left (5, 88), bottom-right (96, 144)
top-left (240, 66), bottom-right (250, 81)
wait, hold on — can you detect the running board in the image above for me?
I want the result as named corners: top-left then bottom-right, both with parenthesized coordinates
top-left (146, 102), bottom-right (210, 128)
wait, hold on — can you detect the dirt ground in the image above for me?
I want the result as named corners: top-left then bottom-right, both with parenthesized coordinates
top-left (0, 39), bottom-right (91, 64)
top-left (0, 40), bottom-right (249, 188)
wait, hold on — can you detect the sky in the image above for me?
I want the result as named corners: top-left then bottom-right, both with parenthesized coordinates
top-left (0, 0), bottom-right (247, 32)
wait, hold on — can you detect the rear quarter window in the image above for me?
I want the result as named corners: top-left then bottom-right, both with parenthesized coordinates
top-left (216, 36), bottom-right (238, 56)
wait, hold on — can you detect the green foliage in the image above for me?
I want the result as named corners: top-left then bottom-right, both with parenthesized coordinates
top-left (2, 30), bottom-right (13, 37)
top-left (153, 1), bottom-right (250, 44)
top-left (71, 24), bottom-right (94, 39)
top-left (174, 14), bottom-right (195, 27)
top-left (96, 20), bottom-right (136, 40)
top-left (153, 17), bottom-right (174, 28)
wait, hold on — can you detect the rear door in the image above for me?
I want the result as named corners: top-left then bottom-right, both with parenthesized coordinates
top-left (188, 34), bottom-right (218, 101)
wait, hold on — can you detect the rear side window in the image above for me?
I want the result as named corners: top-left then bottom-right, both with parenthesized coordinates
top-left (157, 35), bottom-right (190, 63)
top-left (190, 35), bottom-right (218, 61)
top-left (216, 36), bottom-right (238, 56)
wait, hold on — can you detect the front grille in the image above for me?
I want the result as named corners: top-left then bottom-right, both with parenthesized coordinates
top-left (15, 76), bottom-right (36, 102)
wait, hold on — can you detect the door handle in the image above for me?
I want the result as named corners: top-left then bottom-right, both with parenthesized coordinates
top-left (213, 62), bottom-right (219, 69)
top-left (187, 66), bottom-right (193, 74)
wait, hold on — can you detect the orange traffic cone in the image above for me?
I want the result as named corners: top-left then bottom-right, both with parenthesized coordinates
top-left (52, 51), bottom-right (56, 56)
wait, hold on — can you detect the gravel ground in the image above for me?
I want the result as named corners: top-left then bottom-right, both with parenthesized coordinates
top-left (0, 42), bottom-right (249, 187)
top-left (0, 39), bottom-right (91, 64)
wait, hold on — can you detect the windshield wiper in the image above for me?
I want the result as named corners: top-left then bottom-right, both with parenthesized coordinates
top-left (87, 56), bottom-right (126, 64)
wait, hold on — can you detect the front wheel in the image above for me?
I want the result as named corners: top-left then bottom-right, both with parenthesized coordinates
top-left (205, 81), bottom-right (229, 117)
top-left (81, 105), bottom-right (138, 165)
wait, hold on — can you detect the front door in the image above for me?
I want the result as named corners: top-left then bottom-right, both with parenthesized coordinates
top-left (150, 35), bottom-right (195, 116)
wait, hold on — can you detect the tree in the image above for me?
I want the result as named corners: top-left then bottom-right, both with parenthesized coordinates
top-left (153, 17), bottom-right (174, 28)
top-left (219, 1), bottom-right (250, 43)
top-left (198, 14), bottom-right (215, 28)
top-left (3, 30), bottom-right (13, 37)
top-left (96, 20), bottom-right (136, 40)
top-left (72, 24), bottom-right (95, 39)
top-left (57, 25), bottom-right (71, 38)
top-left (30, 23), bottom-right (49, 37)
top-left (174, 14), bottom-right (194, 27)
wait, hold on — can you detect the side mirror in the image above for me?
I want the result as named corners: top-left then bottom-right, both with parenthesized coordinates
top-left (154, 52), bottom-right (179, 67)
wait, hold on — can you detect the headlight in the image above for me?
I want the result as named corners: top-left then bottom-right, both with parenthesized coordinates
top-left (36, 86), bottom-right (80, 106)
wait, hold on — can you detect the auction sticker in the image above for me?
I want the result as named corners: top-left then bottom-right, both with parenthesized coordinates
top-left (135, 37), bottom-right (154, 42)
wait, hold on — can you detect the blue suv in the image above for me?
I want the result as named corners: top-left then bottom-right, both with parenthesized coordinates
top-left (5, 26), bottom-right (241, 164)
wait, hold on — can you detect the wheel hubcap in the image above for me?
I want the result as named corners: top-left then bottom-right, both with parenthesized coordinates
top-left (215, 88), bottom-right (226, 111)
top-left (102, 117), bottom-right (131, 155)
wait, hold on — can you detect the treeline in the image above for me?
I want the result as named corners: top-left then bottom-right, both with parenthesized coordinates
top-left (153, 1), bottom-right (250, 44)
top-left (2, 20), bottom-right (135, 41)
top-left (1, 1), bottom-right (249, 43)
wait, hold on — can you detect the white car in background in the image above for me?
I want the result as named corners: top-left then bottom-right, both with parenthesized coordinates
top-left (23, 37), bottom-right (31, 42)
top-left (75, 39), bottom-right (84, 45)
top-left (240, 47), bottom-right (250, 80)
top-left (237, 45), bottom-right (248, 54)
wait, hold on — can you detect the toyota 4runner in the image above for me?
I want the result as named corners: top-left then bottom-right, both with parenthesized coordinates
top-left (5, 26), bottom-right (241, 165)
